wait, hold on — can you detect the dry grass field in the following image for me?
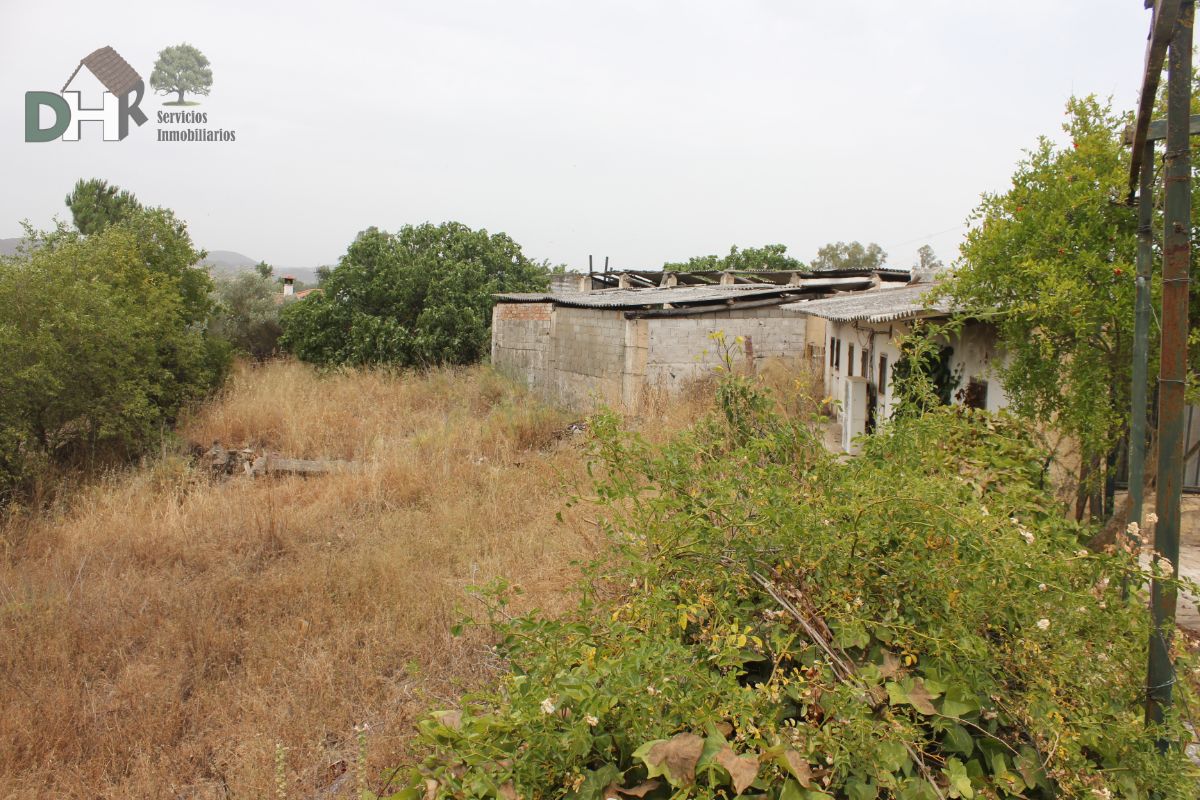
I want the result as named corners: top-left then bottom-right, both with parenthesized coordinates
top-left (0, 362), bottom-right (600, 798)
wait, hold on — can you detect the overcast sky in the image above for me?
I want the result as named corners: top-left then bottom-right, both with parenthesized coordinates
top-left (0, 1), bottom-right (1154, 271)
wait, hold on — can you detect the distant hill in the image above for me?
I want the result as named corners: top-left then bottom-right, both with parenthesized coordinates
top-left (201, 250), bottom-right (260, 274)
top-left (0, 237), bottom-right (30, 257)
top-left (3, 239), bottom-right (323, 285)
top-left (201, 250), bottom-right (322, 285)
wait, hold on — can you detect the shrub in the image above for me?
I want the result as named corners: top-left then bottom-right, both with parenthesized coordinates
top-left (279, 223), bottom-right (551, 368)
top-left (210, 271), bottom-right (284, 360)
top-left (390, 375), bottom-right (1198, 799)
top-left (0, 221), bottom-right (227, 501)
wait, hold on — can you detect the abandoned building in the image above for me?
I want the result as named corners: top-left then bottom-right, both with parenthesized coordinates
top-left (783, 278), bottom-right (1009, 452)
top-left (490, 269), bottom-right (908, 408)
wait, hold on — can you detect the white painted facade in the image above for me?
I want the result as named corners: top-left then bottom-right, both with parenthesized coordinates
top-left (821, 315), bottom-right (1009, 430)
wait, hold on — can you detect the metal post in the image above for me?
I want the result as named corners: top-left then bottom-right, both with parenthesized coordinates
top-left (1146, 0), bottom-right (1193, 731)
top-left (1128, 138), bottom-right (1155, 543)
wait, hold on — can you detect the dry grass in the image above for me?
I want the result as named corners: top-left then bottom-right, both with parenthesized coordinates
top-left (0, 361), bottom-right (596, 799)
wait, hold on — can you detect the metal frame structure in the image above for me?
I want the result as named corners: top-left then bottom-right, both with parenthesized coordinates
top-left (1127, 0), bottom-right (1194, 733)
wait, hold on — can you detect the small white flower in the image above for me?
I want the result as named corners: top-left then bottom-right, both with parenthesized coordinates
top-left (1020, 529), bottom-right (1035, 545)
top-left (1126, 521), bottom-right (1140, 537)
top-left (646, 686), bottom-right (659, 696)
top-left (1038, 583), bottom-right (1047, 592)
top-left (1077, 549), bottom-right (1090, 558)
top-left (1036, 618), bottom-right (1051, 631)
top-left (540, 698), bottom-right (556, 715)
top-left (981, 506), bottom-right (989, 517)
top-left (1147, 512), bottom-right (1159, 525)
top-left (585, 714), bottom-right (599, 727)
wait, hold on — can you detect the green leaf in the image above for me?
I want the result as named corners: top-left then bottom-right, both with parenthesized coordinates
top-left (944, 758), bottom-right (974, 799)
top-left (942, 722), bottom-right (974, 756)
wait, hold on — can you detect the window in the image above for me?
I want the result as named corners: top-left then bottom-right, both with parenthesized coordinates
top-left (829, 338), bottom-right (836, 368)
top-left (847, 344), bottom-right (855, 377)
top-left (878, 355), bottom-right (889, 396)
top-left (862, 349), bottom-right (869, 377)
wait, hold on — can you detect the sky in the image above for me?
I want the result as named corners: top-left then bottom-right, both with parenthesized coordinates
top-left (0, 1), bottom-right (1155, 272)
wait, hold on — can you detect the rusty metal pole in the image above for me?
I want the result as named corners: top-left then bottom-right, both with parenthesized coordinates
top-left (1146, 0), bottom-right (1193, 731)
top-left (1128, 138), bottom-right (1155, 547)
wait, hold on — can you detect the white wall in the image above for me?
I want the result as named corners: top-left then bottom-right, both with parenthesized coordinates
top-left (822, 317), bottom-right (1008, 431)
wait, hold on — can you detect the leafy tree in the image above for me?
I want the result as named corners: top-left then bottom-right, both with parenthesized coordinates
top-left (210, 271), bottom-right (283, 361)
top-left (279, 222), bottom-right (551, 367)
top-left (65, 178), bottom-right (142, 235)
top-left (0, 222), bottom-right (227, 500)
top-left (150, 43), bottom-right (213, 105)
top-left (810, 240), bottom-right (887, 271)
top-left (946, 96), bottom-right (1137, 511)
top-left (663, 244), bottom-right (802, 272)
top-left (63, 181), bottom-right (214, 325)
top-left (913, 244), bottom-right (944, 272)
top-left (254, 260), bottom-right (273, 280)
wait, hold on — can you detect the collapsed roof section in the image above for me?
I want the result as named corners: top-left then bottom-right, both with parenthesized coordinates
top-left (498, 269), bottom-right (913, 318)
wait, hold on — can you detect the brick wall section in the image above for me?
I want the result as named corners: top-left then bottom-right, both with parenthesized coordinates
top-left (491, 303), bottom-right (553, 390)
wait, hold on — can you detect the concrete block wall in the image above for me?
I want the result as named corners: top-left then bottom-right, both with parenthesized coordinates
top-left (644, 307), bottom-right (808, 394)
top-left (492, 302), bottom-right (808, 410)
top-left (547, 307), bottom-right (630, 407)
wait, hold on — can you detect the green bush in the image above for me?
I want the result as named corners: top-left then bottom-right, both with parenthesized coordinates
top-left (0, 218), bottom-right (227, 501)
top-left (390, 376), bottom-right (1197, 799)
top-left (210, 270), bottom-right (284, 360)
top-left (278, 222), bottom-right (551, 367)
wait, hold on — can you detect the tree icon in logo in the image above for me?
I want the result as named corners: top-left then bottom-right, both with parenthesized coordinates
top-left (150, 43), bottom-right (212, 106)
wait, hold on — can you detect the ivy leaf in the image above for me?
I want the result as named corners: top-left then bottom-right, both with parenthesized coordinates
top-left (602, 780), bottom-right (660, 799)
top-left (940, 685), bottom-right (980, 719)
top-left (635, 733), bottom-right (704, 786)
top-left (943, 758), bottom-right (974, 799)
top-left (713, 745), bottom-right (759, 795)
top-left (775, 750), bottom-right (813, 788)
top-left (886, 679), bottom-right (938, 715)
top-left (942, 722), bottom-right (974, 757)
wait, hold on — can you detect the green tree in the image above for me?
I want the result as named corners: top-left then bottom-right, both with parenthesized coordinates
top-left (810, 240), bottom-right (887, 271)
top-left (279, 222), bottom-right (551, 367)
top-left (663, 243), bottom-right (801, 272)
top-left (65, 178), bottom-right (142, 235)
top-left (150, 43), bottom-right (213, 105)
top-left (211, 271), bottom-right (283, 361)
top-left (914, 244), bottom-right (944, 272)
top-left (63, 181), bottom-right (215, 325)
top-left (0, 223), bottom-right (227, 500)
top-left (946, 95), bottom-right (1138, 514)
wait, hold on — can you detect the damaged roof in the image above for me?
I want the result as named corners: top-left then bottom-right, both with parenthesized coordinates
top-left (496, 285), bottom-right (804, 309)
top-left (782, 282), bottom-right (954, 324)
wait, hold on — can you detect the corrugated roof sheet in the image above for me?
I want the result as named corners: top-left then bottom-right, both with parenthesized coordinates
top-left (782, 282), bottom-right (954, 323)
top-left (496, 285), bottom-right (803, 309)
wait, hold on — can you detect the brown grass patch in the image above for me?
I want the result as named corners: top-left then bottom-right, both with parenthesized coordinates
top-left (0, 361), bottom-right (596, 798)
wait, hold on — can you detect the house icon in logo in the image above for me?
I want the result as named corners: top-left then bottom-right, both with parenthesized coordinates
top-left (25, 46), bottom-right (148, 142)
